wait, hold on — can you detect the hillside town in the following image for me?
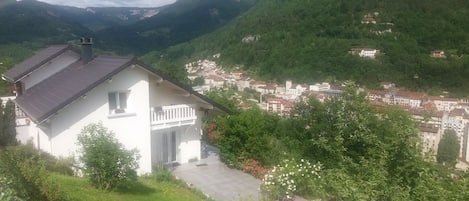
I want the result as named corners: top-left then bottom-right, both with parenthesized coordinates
top-left (187, 58), bottom-right (469, 165)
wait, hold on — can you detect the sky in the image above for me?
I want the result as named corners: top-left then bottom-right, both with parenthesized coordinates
top-left (35, 0), bottom-right (177, 8)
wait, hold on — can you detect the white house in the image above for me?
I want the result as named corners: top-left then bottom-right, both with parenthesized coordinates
top-left (349, 48), bottom-right (381, 59)
top-left (2, 38), bottom-right (229, 174)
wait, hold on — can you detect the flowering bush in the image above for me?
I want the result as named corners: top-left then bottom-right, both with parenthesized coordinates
top-left (240, 158), bottom-right (271, 179)
top-left (261, 158), bottom-right (321, 200)
top-left (205, 122), bottom-right (223, 143)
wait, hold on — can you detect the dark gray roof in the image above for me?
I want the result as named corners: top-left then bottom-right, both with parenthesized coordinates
top-left (13, 45), bottom-right (230, 124)
top-left (2, 45), bottom-right (71, 82)
top-left (15, 55), bottom-right (134, 123)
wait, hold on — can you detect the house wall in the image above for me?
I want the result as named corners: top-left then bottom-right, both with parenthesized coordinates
top-left (23, 50), bottom-right (80, 90)
top-left (149, 80), bottom-right (204, 165)
top-left (42, 67), bottom-right (152, 174)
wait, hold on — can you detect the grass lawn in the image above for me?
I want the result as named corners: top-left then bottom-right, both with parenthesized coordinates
top-left (52, 174), bottom-right (210, 201)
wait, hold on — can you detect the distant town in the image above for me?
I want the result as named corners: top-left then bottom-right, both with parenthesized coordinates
top-left (186, 58), bottom-right (469, 165)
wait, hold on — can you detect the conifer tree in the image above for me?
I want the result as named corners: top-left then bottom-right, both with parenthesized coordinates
top-left (0, 99), bottom-right (16, 146)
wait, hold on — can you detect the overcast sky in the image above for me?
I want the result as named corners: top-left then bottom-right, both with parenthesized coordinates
top-left (35, 0), bottom-right (177, 8)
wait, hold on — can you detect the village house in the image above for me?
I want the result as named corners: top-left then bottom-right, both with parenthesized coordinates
top-left (250, 80), bottom-right (267, 93)
top-left (258, 83), bottom-right (277, 94)
top-left (380, 82), bottom-right (395, 89)
top-left (285, 80), bottom-right (308, 98)
top-left (419, 124), bottom-right (442, 155)
top-left (2, 38), bottom-right (229, 174)
top-left (265, 98), bottom-right (293, 116)
top-left (442, 108), bottom-right (469, 158)
top-left (367, 90), bottom-right (388, 102)
top-left (204, 74), bottom-right (225, 89)
top-left (431, 50), bottom-right (446, 58)
top-left (235, 77), bottom-right (251, 91)
top-left (392, 91), bottom-right (426, 108)
top-left (348, 48), bottom-right (381, 59)
top-left (361, 17), bottom-right (377, 24)
top-left (426, 96), bottom-right (459, 112)
top-left (309, 82), bottom-right (330, 92)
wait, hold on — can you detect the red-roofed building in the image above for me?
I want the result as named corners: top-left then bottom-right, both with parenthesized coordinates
top-left (426, 96), bottom-right (459, 112)
top-left (205, 75), bottom-right (225, 89)
top-left (266, 98), bottom-right (293, 116)
top-left (361, 17), bottom-right (376, 24)
top-left (431, 50), bottom-right (446, 58)
top-left (392, 91), bottom-right (426, 108)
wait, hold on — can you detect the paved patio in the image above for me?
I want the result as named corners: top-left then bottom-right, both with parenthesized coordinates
top-left (172, 144), bottom-right (309, 201)
top-left (172, 145), bottom-right (261, 201)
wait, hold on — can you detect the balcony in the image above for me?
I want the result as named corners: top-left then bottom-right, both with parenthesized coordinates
top-left (151, 104), bottom-right (197, 130)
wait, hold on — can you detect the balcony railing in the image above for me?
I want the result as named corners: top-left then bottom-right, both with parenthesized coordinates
top-left (151, 104), bottom-right (197, 129)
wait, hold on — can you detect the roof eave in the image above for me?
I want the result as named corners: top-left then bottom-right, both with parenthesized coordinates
top-left (134, 61), bottom-right (232, 115)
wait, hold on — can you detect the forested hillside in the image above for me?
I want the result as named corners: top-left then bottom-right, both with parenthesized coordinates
top-left (146, 0), bottom-right (469, 96)
top-left (96, 0), bottom-right (257, 55)
top-left (0, 0), bottom-right (92, 45)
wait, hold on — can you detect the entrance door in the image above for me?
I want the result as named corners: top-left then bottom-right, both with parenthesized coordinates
top-left (151, 128), bottom-right (179, 166)
top-left (162, 131), bottom-right (177, 163)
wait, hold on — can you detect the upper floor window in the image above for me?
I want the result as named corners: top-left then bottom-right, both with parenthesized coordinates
top-left (108, 91), bottom-right (129, 114)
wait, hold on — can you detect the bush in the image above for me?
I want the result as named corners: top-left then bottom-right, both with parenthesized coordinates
top-left (0, 176), bottom-right (24, 201)
top-left (77, 123), bottom-right (140, 190)
top-left (261, 158), bottom-right (322, 200)
top-left (151, 165), bottom-right (174, 183)
top-left (0, 144), bottom-right (69, 201)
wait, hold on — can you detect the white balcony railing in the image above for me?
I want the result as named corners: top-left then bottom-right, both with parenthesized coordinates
top-left (151, 104), bottom-right (197, 129)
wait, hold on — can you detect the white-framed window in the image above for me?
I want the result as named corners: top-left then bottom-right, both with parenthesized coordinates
top-left (108, 91), bottom-right (129, 114)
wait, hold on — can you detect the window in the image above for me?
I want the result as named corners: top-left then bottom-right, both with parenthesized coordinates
top-left (108, 91), bottom-right (128, 114)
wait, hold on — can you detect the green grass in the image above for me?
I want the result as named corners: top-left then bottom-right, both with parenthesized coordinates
top-left (52, 174), bottom-right (209, 201)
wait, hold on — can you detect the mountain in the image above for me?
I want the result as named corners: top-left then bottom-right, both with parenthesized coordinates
top-left (144, 0), bottom-right (469, 96)
top-left (50, 6), bottom-right (169, 31)
top-left (0, 0), bottom-right (92, 44)
top-left (96, 0), bottom-right (257, 55)
top-left (0, 0), bottom-right (256, 56)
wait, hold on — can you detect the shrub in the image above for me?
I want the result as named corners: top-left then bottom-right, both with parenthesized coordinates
top-left (77, 122), bottom-right (140, 190)
top-left (151, 165), bottom-right (174, 183)
top-left (261, 158), bottom-right (322, 200)
top-left (0, 176), bottom-right (24, 201)
top-left (240, 158), bottom-right (270, 179)
top-left (0, 144), bottom-right (69, 201)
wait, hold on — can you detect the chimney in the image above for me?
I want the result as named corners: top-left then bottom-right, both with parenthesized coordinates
top-left (80, 37), bottom-right (93, 64)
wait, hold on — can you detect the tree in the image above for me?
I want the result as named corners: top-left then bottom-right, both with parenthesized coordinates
top-left (192, 76), bottom-right (205, 86)
top-left (0, 99), bottom-right (17, 146)
top-left (437, 129), bottom-right (459, 166)
top-left (77, 123), bottom-right (140, 190)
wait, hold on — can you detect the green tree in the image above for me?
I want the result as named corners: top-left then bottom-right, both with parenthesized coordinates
top-left (77, 123), bottom-right (140, 190)
top-left (437, 129), bottom-right (459, 166)
top-left (213, 108), bottom-right (282, 167)
top-left (192, 76), bottom-right (205, 86)
top-left (205, 88), bottom-right (240, 114)
top-left (1, 99), bottom-right (17, 146)
top-left (0, 143), bottom-right (68, 201)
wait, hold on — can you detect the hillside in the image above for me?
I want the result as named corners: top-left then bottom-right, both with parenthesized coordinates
top-left (96, 0), bottom-right (257, 55)
top-left (145, 0), bottom-right (469, 96)
top-left (0, 0), bottom-right (255, 56)
top-left (0, 0), bottom-right (92, 44)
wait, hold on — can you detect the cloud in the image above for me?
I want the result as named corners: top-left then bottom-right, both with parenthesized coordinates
top-left (37, 0), bottom-right (176, 8)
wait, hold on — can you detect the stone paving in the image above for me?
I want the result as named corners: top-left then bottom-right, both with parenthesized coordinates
top-left (171, 144), bottom-right (309, 201)
top-left (172, 146), bottom-right (260, 201)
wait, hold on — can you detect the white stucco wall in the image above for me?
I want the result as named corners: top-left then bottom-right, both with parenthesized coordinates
top-left (46, 67), bottom-right (152, 174)
top-left (149, 79), bottom-right (204, 165)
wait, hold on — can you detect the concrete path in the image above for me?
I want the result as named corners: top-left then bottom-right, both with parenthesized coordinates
top-left (172, 145), bottom-right (260, 201)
